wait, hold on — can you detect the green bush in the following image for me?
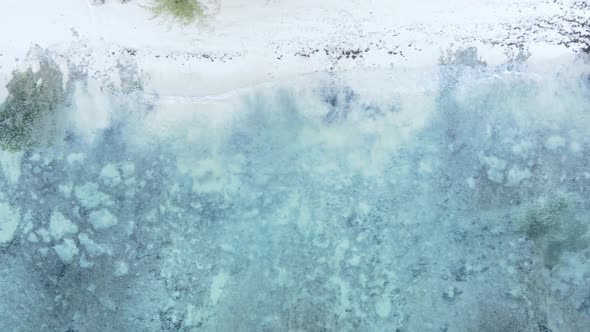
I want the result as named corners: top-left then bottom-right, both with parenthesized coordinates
top-left (150, 0), bottom-right (204, 24)
top-left (0, 60), bottom-right (65, 151)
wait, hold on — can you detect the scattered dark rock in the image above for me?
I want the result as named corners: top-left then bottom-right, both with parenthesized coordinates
top-left (442, 286), bottom-right (462, 303)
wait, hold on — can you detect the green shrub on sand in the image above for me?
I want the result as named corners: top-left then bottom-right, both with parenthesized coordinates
top-left (150, 0), bottom-right (204, 24)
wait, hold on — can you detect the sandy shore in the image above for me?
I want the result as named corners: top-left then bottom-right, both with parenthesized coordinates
top-left (1, 0), bottom-right (588, 100)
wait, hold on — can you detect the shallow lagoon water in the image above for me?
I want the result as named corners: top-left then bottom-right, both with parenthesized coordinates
top-left (1, 58), bottom-right (590, 331)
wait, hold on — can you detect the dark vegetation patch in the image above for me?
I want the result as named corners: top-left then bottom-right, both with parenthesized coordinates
top-left (0, 59), bottom-right (66, 151)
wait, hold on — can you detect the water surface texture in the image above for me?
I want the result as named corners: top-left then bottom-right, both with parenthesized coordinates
top-left (1, 55), bottom-right (590, 331)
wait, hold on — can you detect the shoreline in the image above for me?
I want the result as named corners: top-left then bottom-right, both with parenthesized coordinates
top-left (1, 0), bottom-right (589, 100)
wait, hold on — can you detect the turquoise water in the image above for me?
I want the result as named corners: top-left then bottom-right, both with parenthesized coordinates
top-left (1, 56), bottom-right (590, 331)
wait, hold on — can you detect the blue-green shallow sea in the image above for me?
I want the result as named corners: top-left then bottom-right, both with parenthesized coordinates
top-left (1, 55), bottom-right (590, 331)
